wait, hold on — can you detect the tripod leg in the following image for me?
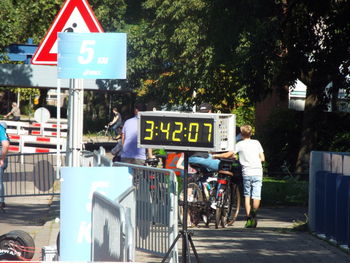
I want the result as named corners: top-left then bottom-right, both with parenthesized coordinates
top-left (184, 231), bottom-right (192, 263)
top-left (187, 233), bottom-right (201, 263)
top-left (161, 232), bottom-right (182, 263)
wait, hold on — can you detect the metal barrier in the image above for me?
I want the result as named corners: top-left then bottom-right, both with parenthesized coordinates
top-left (91, 191), bottom-right (134, 262)
top-left (309, 151), bottom-right (350, 251)
top-left (112, 162), bottom-right (178, 262)
top-left (8, 134), bottom-right (66, 154)
top-left (1, 152), bottom-right (65, 198)
top-left (3, 120), bottom-right (68, 137)
top-left (89, 151), bottom-right (179, 262)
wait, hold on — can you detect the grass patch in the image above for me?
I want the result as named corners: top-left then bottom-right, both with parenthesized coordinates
top-left (262, 177), bottom-right (308, 206)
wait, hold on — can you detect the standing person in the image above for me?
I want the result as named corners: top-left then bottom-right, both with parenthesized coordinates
top-left (213, 124), bottom-right (265, 228)
top-left (4, 102), bottom-right (20, 121)
top-left (0, 122), bottom-right (9, 209)
top-left (108, 107), bottom-right (122, 139)
top-left (120, 103), bottom-right (153, 165)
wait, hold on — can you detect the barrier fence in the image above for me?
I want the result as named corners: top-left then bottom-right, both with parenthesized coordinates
top-left (309, 151), bottom-right (350, 250)
top-left (1, 149), bottom-right (179, 262)
top-left (8, 134), bottom-right (67, 154)
top-left (91, 192), bottom-right (135, 262)
top-left (111, 162), bottom-right (178, 262)
top-left (3, 120), bottom-right (67, 154)
top-left (1, 152), bottom-right (64, 198)
top-left (4, 120), bottom-right (68, 137)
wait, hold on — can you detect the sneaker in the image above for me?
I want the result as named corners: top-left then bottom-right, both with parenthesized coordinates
top-left (202, 214), bottom-right (208, 224)
top-left (245, 217), bottom-right (253, 228)
top-left (251, 218), bottom-right (258, 228)
top-left (250, 210), bottom-right (258, 228)
top-left (210, 202), bottom-right (217, 210)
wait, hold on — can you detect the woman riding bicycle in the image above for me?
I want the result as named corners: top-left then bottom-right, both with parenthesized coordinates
top-left (107, 107), bottom-right (122, 139)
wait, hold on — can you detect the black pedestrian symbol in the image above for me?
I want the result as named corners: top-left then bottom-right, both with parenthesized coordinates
top-left (63, 23), bottom-right (77, 32)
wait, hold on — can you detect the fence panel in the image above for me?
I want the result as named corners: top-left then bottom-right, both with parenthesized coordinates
top-left (112, 162), bottom-right (178, 263)
top-left (1, 152), bottom-right (65, 198)
top-left (91, 191), bottom-right (134, 262)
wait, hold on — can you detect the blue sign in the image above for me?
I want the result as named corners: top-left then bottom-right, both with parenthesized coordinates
top-left (58, 33), bottom-right (126, 79)
top-left (60, 166), bottom-right (132, 261)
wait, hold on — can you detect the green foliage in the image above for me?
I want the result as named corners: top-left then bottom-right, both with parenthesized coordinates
top-left (262, 177), bottom-right (308, 206)
top-left (127, 0), bottom-right (249, 111)
top-left (21, 101), bottom-right (34, 116)
top-left (231, 98), bottom-right (255, 127)
top-left (261, 109), bottom-right (350, 174)
top-left (260, 108), bottom-right (303, 172)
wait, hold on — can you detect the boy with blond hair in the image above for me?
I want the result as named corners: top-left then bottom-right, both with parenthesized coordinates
top-left (213, 124), bottom-right (265, 228)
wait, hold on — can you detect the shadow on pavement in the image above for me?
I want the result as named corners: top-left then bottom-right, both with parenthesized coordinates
top-left (0, 201), bottom-right (59, 226)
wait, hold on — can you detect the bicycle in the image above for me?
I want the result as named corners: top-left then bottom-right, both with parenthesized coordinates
top-left (91, 124), bottom-right (121, 142)
top-left (214, 158), bottom-right (242, 228)
top-left (178, 158), bottom-right (242, 229)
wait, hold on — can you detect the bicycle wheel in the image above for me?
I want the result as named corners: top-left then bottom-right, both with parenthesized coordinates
top-left (0, 230), bottom-right (35, 260)
top-left (215, 186), bottom-right (227, 229)
top-left (178, 182), bottom-right (203, 226)
top-left (227, 183), bottom-right (241, 226)
top-left (215, 183), bottom-right (241, 228)
top-left (215, 207), bottom-right (223, 229)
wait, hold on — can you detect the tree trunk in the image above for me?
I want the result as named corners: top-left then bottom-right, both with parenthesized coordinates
top-left (295, 70), bottom-right (329, 173)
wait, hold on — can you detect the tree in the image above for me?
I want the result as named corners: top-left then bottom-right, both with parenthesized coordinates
top-left (276, 1), bottom-right (350, 172)
top-left (127, 0), bottom-right (251, 112)
top-left (127, 0), bottom-right (350, 172)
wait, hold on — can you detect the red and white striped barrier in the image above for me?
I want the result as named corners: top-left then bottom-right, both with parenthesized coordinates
top-left (8, 134), bottom-right (66, 153)
top-left (2, 120), bottom-right (68, 137)
top-left (4, 120), bottom-right (30, 135)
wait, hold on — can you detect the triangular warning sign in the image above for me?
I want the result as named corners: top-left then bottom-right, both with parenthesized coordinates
top-left (31, 0), bottom-right (104, 65)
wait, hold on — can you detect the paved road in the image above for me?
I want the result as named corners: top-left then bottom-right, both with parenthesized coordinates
top-left (1, 197), bottom-right (349, 262)
top-left (136, 206), bottom-right (350, 263)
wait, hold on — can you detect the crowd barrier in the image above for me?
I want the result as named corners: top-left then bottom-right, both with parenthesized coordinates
top-left (1, 152), bottom-right (64, 198)
top-left (4, 120), bottom-right (68, 137)
top-left (91, 192), bottom-right (135, 262)
top-left (309, 151), bottom-right (350, 250)
top-left (3, 120), bottom-right (67, 154)
top-left (88, 150), bottom-right (178, 263)
top-left (8, 134), bottom-right (66, 153)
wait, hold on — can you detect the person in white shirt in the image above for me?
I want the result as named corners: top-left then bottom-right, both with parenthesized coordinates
top-left (212, 124), bottom-right (265, 228)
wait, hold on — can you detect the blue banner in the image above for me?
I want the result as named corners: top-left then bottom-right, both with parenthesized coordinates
top-left (60, 167), bottom-right (132, 261)
top-left (58, 33), bottom-right (126, 79)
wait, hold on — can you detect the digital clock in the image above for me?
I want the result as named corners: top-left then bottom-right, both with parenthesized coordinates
top-left (138, 111), bottom-right (235, 152)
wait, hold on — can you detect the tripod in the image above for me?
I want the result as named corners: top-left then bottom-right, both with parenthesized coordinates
top-left (162, 152), bottom-right (201, 263)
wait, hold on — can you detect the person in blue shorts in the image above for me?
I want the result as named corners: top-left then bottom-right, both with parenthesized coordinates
top-left (0, 122), bottom-right (9, 209)
top-left (213, 124), bottom-right (265, 228)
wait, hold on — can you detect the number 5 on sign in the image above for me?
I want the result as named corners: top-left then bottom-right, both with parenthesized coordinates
top-left (78, 40), bottom-right (96, 64)
top-left (58, 33), bottom-right (126, 79)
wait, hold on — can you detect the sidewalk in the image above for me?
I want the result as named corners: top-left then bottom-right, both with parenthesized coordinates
top-left (0, 196), bottom-right (60, 261)
top-left (1, 197), bottom-right (349, 262)
top-left (137, 206), bottom-right (350, 263)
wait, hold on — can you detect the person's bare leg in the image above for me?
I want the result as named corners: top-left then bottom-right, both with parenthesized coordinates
top-left (252, 198), bottom-right (260, 212)
top-left (244, 196), bottom-right (251, 217)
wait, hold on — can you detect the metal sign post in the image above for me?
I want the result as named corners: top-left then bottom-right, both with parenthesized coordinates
top-left (66, 79), bottom-right (84, 167)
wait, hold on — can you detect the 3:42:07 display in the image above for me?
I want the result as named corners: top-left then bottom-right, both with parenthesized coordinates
top-left (139, 116), bottom-right (214, 148)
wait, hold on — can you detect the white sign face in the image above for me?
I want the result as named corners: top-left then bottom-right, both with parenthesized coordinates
top-left (34, 107), bottom-right (51, 123)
